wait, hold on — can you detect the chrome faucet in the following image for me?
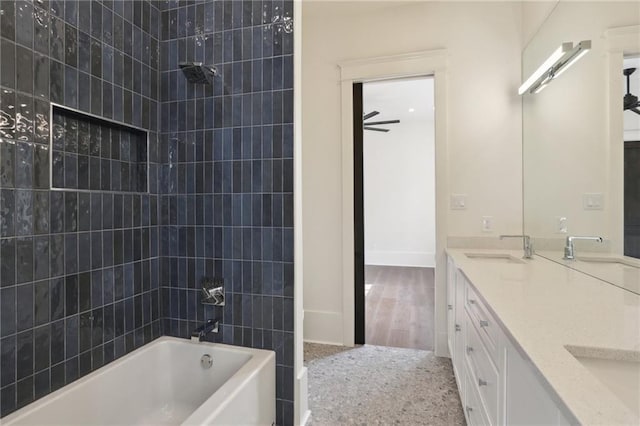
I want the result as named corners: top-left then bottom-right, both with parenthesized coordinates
top-left (191, 319), bottom-right (220, 342)
top-left (499, 235), bottom-right (534, 259)
top-left (563, 236), bottom-right (603, 260)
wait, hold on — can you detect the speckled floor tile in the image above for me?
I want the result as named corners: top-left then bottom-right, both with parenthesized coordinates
top-left (304, 343), bottom-right (465, 425)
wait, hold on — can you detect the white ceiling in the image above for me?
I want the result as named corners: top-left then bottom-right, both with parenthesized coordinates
top-left (363, 77), bottom-right (434, 129)
top-left (624, 57), bottom-right (640, 126)
top-left (625, 57), bottom-right (640, 68)
top-left (624, 57), bottom-right (640, 96)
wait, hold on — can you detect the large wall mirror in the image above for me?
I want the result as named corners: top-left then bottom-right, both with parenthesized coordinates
top-left (522, 1), bottom-right (640, 294)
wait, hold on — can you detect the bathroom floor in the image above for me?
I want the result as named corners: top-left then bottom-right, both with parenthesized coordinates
top-left (365, 266), bottom-right (434, 350)
top-left (304, 343), bottom-right (465, 425)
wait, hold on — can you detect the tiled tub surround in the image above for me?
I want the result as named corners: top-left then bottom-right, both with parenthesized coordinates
top-left (447, 249), bottom-right (640, 424)
top-left (0, 0), bottom-right (163, 417)
top-left (158, 1), bottom-right (295, 424)
top-left (0, 0), bottom-right (294, 422)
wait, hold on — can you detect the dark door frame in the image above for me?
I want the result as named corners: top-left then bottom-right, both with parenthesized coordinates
top-left (353, 82), bottom-right (366, 344)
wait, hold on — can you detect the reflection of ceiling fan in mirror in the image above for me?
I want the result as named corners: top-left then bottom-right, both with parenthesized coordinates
top-left (624, 68), bottom-right (640, 116)
top-left (363, 111), bottom-right (400, 132)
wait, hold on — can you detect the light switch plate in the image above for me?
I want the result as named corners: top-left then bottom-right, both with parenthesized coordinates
top-left (451, 194), bottom-right (467, 210)
top-left (583, 193), bottom-right (603, 210)
top-left (482, 216), bottom-right (493, 232)
top-left (556, 216), bottom-right (567, 233)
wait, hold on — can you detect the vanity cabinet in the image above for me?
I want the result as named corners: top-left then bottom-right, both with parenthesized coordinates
top-left (504, 339), bottom-right (571, 425)
top-left (447, 255), bottom-right (571, 426)
top-left (446, 257), bottom-right (466, 396)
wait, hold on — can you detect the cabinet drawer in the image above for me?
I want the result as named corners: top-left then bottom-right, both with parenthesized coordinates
top-left (465, 311), bottom-right (499, 426)
top-left (465, 281), bottom-right (500, 363)
top-left (464, 368), bottom-right (491, 426)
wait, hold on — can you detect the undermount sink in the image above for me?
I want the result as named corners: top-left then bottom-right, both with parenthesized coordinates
top-left (566, 346), bottom-right (640, 417)
top-left (576, 257), bottom-right (640, 269)
top-left (464, 253), bottom-right (525, 264)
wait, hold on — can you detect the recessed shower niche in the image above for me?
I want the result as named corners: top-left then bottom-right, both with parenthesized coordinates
top-left (50, 104), bottom-right (149, 193)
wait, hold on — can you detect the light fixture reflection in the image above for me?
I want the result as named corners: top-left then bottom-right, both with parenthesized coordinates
top-left (519, 40), bottom-right (591, 95)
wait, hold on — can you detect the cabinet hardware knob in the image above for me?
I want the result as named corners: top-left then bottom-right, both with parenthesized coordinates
top-left (478, 378), bottom-right (488, 386)
top-left (455, 324), bottom-right (461, 332)
top-left (466, 346), bottom-right (474, 354)
top-left (469, 299), bottom-right (476, 304)
top-left (479, 320), bottom-right (489, 327)
top-left (448, 304), bottom-right (453, 310)
top-left (466, 406), bottom-right (473, 413)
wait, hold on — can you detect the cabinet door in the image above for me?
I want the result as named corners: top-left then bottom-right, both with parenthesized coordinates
top-left (505, 342), bottom-right (567, 425)
top-left (447, 256), bottom-right (456, 357)
top-left (454, 270), bottom-right (467, 399)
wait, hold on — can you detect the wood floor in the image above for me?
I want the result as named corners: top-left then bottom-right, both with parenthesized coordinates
top-left (365, 265), bottom-right (434, 351)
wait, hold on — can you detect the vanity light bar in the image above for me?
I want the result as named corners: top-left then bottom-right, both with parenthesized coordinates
top-left (520, 40), bottom-right (592, 95)
top-left (532, 71), bottom-right (554, 94)
top-left (552, 40), bottom-right (591, 79)
top-left (518, 42), bottom-right (573, 95)
top-left (528, 40), bottom-right (591, 94)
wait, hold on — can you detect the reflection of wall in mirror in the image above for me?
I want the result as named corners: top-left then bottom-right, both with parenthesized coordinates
top-left (522, 2), bottom-right (640, 250)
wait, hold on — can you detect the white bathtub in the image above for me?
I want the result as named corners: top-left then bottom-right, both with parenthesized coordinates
top-left (2, 337), bottom-right (275, 426)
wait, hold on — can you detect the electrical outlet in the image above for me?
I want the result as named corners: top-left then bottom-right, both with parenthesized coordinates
top-left (556, 216), bottom-right (568, 233)
top-left (451, 194), bottom-right (467, 210)
top-left (583, 193), bottom-right (603, 210)
top-left (482, 216), bottom-right (493, 232)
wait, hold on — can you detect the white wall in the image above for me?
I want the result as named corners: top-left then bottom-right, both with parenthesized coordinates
top-left (302, 1), bottom-right (523, 345)
top-left (521, 1), bottom-right (560, 49)
top-left (363, 79), bottom-right (435, 268)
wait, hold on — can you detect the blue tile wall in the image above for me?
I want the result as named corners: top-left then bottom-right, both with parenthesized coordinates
top-left (158, 1), bottom-right (294, 424)
top-left (1, 0), bottom-right (294, 423)
top-left (0, 0), bottom-right (163, 417)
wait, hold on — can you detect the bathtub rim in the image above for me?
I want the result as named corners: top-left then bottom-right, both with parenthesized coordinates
top-left (181, 338), bottom-right (276, 425)
top-left (1, 336), bottom-right (276, 426)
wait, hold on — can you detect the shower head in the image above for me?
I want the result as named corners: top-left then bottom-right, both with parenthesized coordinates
top-left (179, 62), bottom-right (218, 85)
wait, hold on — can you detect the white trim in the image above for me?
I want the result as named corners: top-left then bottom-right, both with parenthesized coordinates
top-left (338, 50), bottom-right (449, 357)
top-left (293, 1), bottom-right (309, 425)
top-left (365, 251), bottom-right (436, 268)
top-left (606, 25), bottom-right (640, 255)
top-left (297, 367), bottom-right (310, 426)
top-left (303, 310), bottom-right (344, 346)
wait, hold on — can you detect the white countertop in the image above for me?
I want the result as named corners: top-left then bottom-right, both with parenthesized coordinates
top-left (446, 248), bottom-right (640, 425)
top-left (537, 250), bottom-right (640, 295)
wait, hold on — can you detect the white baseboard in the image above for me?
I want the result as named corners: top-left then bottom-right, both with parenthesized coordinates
top-left (303, 310), bottom-right (344, 345)
top-left (300, 409), bottom-right (312, 426)
top-left (435, 330), bottom-right (449, 358)
top-left (624, 129), bottom-right (640, 141)
top-left (296, 367), bottom-right (310, 426)
top-left (365, 250), bottom-right (435, 268)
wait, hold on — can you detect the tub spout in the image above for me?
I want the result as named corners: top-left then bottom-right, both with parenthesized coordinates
top-left (191, 319), bottom-right (220, 342)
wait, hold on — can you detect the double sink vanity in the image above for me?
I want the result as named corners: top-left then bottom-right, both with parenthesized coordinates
top-left (446, 248), bottom-right (639, 425)
top-left (449, 3), bottom-right (640, 424)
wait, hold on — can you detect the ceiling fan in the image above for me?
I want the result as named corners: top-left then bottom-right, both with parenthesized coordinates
top-left (624, 67), bottom-right (640, 116)
top-left (363, 111), bottom-right (400, 132)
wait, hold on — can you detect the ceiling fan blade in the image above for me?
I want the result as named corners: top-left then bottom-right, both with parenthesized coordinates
top-left (365, 119), bottom-right (400, 126)
top-left (632, 107), bottom-right (640, 116)
top-left (364, 126), bottom-right (390, 132)
top-left (363, 111), bottom-right (380, 120)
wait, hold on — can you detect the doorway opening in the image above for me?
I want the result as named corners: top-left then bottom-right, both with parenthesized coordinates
top-left (353, 77), bottom-right (436, 350)
top-left (624, 56), bottom-right (640, 259)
